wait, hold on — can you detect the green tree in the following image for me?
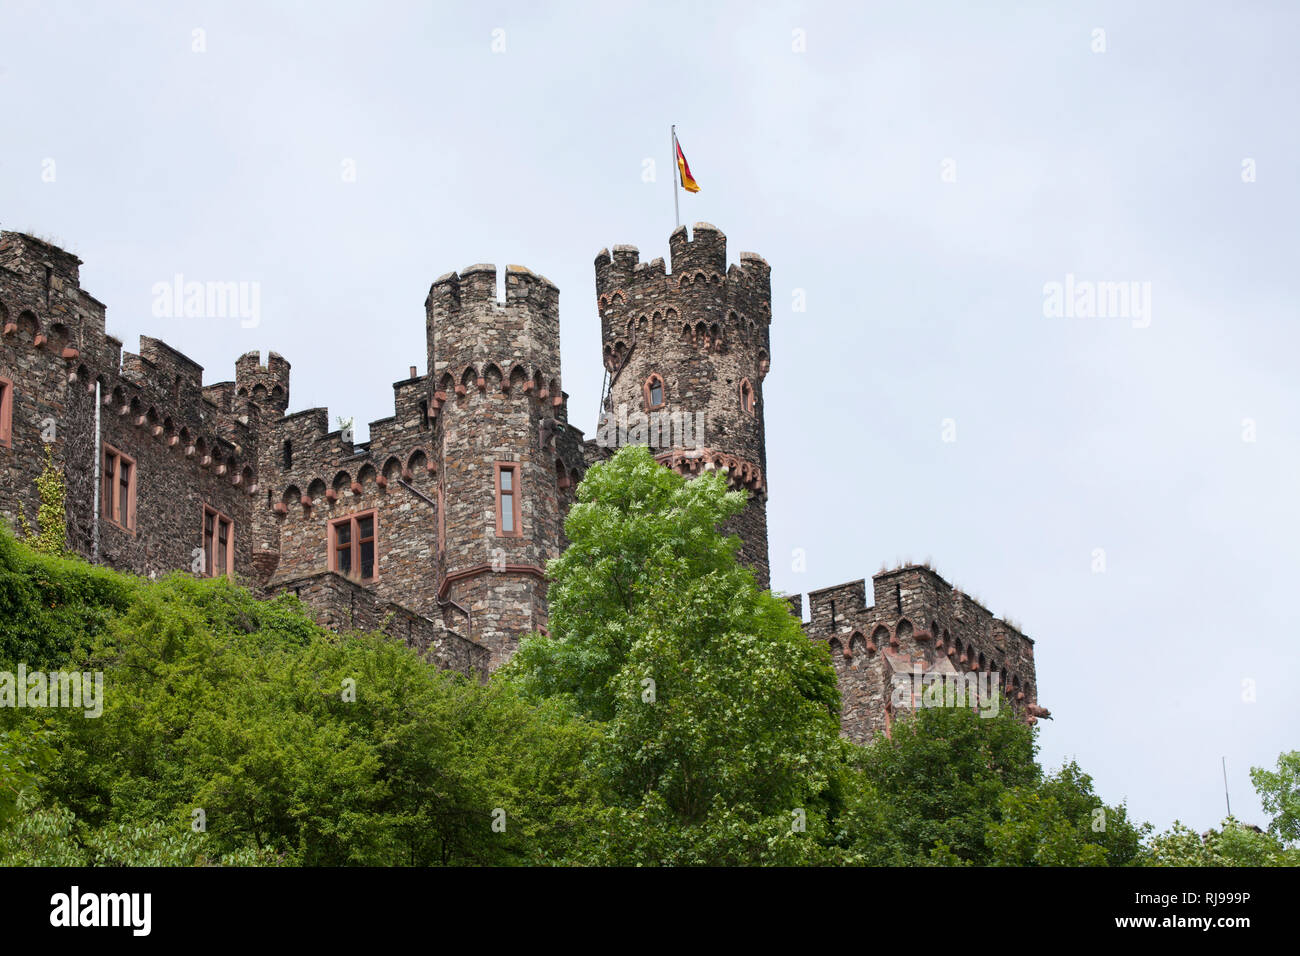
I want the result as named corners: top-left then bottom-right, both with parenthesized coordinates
top-left (1249, 751), bottom-right (1300, 846)
top-left (987, 761), bottom-right (1147, 866)
top-left (0, 533), bottom-right (603, 866)
top-left (504, 445), bottom-right (843, 864)
top-left (1144, 818), bottom-right (1299, 867)
top-left (0, 522), bottom-right (132, 668)
top-left (0, 722), bottom-right (54, 831)
top-left (847, 702), bottom-right (1040, 864)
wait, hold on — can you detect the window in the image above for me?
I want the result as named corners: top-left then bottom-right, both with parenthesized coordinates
top-left (643, 374), bottom-right (665, 411)
top-left (495, 462), bottom-right (521, 537)
top-left (282, 439), bottom-right (292, 470)
top-left (102, 444), bottom-right (136, 531)
top-left (739, 378), bottom-right (755, 415)
top-left (201, 506), bottom-right (234, 577)
top-left (0, 377), bottom-right (12, 447)
top-left (329, 511), bottom-right (377, 581)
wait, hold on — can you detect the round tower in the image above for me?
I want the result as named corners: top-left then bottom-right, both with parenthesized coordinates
top-left (594, 223), bottom-right (772, 589)
top-left (425, 263), bottom-right (569, 667)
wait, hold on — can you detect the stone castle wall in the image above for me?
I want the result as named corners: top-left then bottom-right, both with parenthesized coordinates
top-left (273, 569), bottom-right (489, 679)
top-left (0, 233), bottom-right (257, 582)
top-left (594, 224), bottom-right (772, 588)
top-left (787, 565), bottom-right (1040, 742)
top-left (0, 225), bottom-right (1042, 739)
top-left (425, 264), bottom-right (587, 667)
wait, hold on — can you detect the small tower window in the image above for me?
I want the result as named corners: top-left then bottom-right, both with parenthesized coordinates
top-left (739, 378), bottom-right (755, 415)
top-left (495, 462), bottom-right (521, 537)
top-left (282, 439), bottom-right (293, 471)
top-left (644, 374), bottom-right (665, 411)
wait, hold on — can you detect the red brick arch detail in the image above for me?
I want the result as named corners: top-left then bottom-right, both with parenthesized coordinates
top-left (437, 563), bottom-right (546, 601)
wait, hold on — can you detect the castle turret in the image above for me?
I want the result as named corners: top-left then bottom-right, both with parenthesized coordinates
top-left (594, 223), bottom-right (772, 588)
top-left (235, 350), bottom-right (291, 418)
top-left (425, 264), bottom-right (573, 666)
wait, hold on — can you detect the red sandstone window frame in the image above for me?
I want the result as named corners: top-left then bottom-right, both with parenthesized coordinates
top-left (201, 505), bottom-right (234, 578)
top-left (329, 509), bottom-right (379, 583)
top-left (739, 377), bottom-right (755, 416)
top-left (643, 373), bottom-right (666, 411)
top-left (494, 462), bottom-right (521, 538)
top-left (102, 444), bottom-right (137, 533)
top-left (0, 376), bottom-right (12, 448)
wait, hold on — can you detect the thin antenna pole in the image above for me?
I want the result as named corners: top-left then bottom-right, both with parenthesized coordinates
top-left (671, 125), bottom-right (681, 230)
top-left (1222, 757), bottom-right (1232, 818)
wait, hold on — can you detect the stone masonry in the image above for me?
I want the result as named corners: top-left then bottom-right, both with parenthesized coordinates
top-left (0, 223), bottom-right (1043, 741)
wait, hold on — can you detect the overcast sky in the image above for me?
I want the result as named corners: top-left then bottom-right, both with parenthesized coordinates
top-left (2, 0), bottom-right (1296, 834)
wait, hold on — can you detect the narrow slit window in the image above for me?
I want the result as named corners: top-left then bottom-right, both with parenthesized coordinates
top-left (358, 514), bottom-right (375, 579)
top-left (495, 463), bottom-right (520, 537)
top-left (204, 510), bottom-right (214, 573)
top-left (0, 377), bottom-right (12, 446)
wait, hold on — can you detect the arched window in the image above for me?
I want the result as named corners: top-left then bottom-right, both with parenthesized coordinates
top-left (739, 378), bottom-right (755, 415)
top-left (644, 373), bottom-right (665, 410)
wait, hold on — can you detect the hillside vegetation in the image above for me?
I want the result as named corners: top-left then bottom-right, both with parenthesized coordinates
top-left (0, 447), bottom-right (1294, 866)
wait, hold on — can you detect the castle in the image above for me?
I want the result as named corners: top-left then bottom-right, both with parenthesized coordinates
top-left (0, 223), bottom-right (1042, 742)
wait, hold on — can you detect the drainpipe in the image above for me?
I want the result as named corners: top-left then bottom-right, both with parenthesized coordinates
top-left (92, 379), bottom-right (101, 563)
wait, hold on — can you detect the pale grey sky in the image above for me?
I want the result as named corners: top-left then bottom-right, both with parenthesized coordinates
top-left (2, 0), bottom-right (1296, 834)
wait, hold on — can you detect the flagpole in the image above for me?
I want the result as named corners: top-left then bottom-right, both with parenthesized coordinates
top-left (671, 125), bottom-right (680, 230)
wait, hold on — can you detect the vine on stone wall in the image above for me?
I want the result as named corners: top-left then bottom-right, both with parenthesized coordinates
top-left (16, 444), bottom-right (70, 558)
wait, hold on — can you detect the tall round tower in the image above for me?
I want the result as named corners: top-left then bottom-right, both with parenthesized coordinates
top-left (425, 263), bottom-right (576, 667)
top-left (594, 223), bottom-right (772, 588)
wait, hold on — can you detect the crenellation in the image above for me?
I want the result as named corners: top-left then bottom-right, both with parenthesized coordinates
top-left (805, 564), bottom-right (1044, 741)
top-left (807, 579), bottom-right (869, 631)
top-left (0, 223), bottom-right (1041, 733)
top-left (596, 223), bottom-right (773, 587)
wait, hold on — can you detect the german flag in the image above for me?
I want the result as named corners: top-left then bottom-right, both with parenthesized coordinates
top-left (675, 138), bottom-right (700, 193)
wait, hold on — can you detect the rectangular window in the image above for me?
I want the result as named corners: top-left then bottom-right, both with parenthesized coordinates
top-left (0, 376), bottom-right (12, 447)
top-left (102, 444), bottom-right (136, 531)
top-left (330, 511), bottom-right (378, 582)
top-left (201, 506), bottom-right (233, 577)
top-left (495, 462), bottom-right (521, 537)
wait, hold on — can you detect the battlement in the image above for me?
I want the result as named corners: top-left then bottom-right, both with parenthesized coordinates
top-left (235, 350), bottom-right (291, 414)
top-left (594, 224), bottom-right (771, 309)
top-left (0, 231), bottom-right (82, 284)
top-left (793, 565), bottom-right (1040, 742)
top-left (594, 226), bottom-right (772, 369)
top-left (425, 263), bottom-right (563, 419)
top-left (0, 218), bottom-right (1042, 741)
top-left (426, 263), bottom-right (559, 317)
top-left (790, 564), bottom-right (1031, 645)
top-left (0, 246), bottom-right (260, 482)
top-left (264, 367), bottom-right (442, 512)
top-left (670, 222), bottom-right (726, 274)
